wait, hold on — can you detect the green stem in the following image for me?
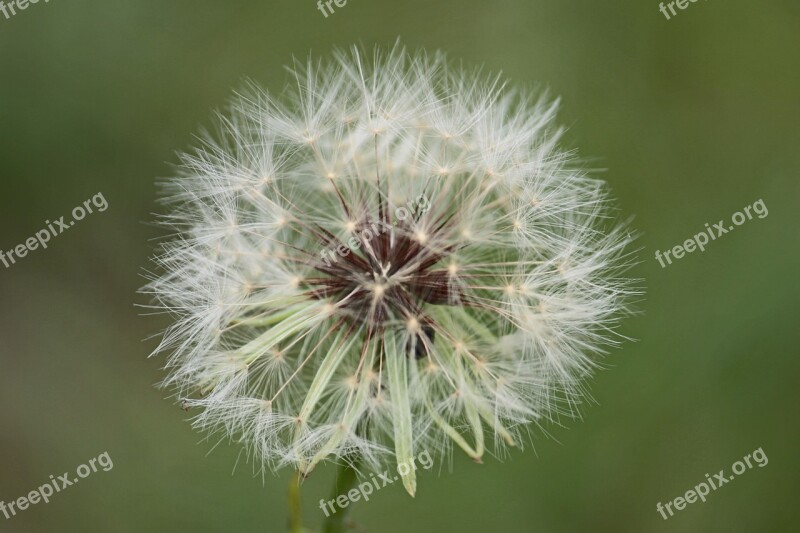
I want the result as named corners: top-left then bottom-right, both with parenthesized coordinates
top-left (322, 459), bottom-right (362, 533)
top-left (288, 470), bottom-right (303, 533)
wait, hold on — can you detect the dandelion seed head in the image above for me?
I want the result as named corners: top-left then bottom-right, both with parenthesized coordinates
top-left (143, 44), bottom-right (637, 489)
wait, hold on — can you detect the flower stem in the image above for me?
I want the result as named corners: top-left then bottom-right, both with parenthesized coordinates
top-left (322, 459), bottom-right (361, 533)
top-left (288, 470), bottom-right (303, 533)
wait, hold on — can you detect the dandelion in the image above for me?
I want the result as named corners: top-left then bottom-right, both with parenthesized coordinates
top-left (143, 43), bottom-right (636, 523)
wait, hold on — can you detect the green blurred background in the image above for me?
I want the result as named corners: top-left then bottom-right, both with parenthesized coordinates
top-left (1, 1), bottom-right (798, 531)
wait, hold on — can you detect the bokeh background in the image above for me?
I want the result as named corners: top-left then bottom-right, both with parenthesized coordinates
top-left (1, 1), bottom-right (798, 532)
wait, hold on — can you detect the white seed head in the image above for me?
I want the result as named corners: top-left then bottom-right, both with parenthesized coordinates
top-left (143, 44), bottom-right (637, 491)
